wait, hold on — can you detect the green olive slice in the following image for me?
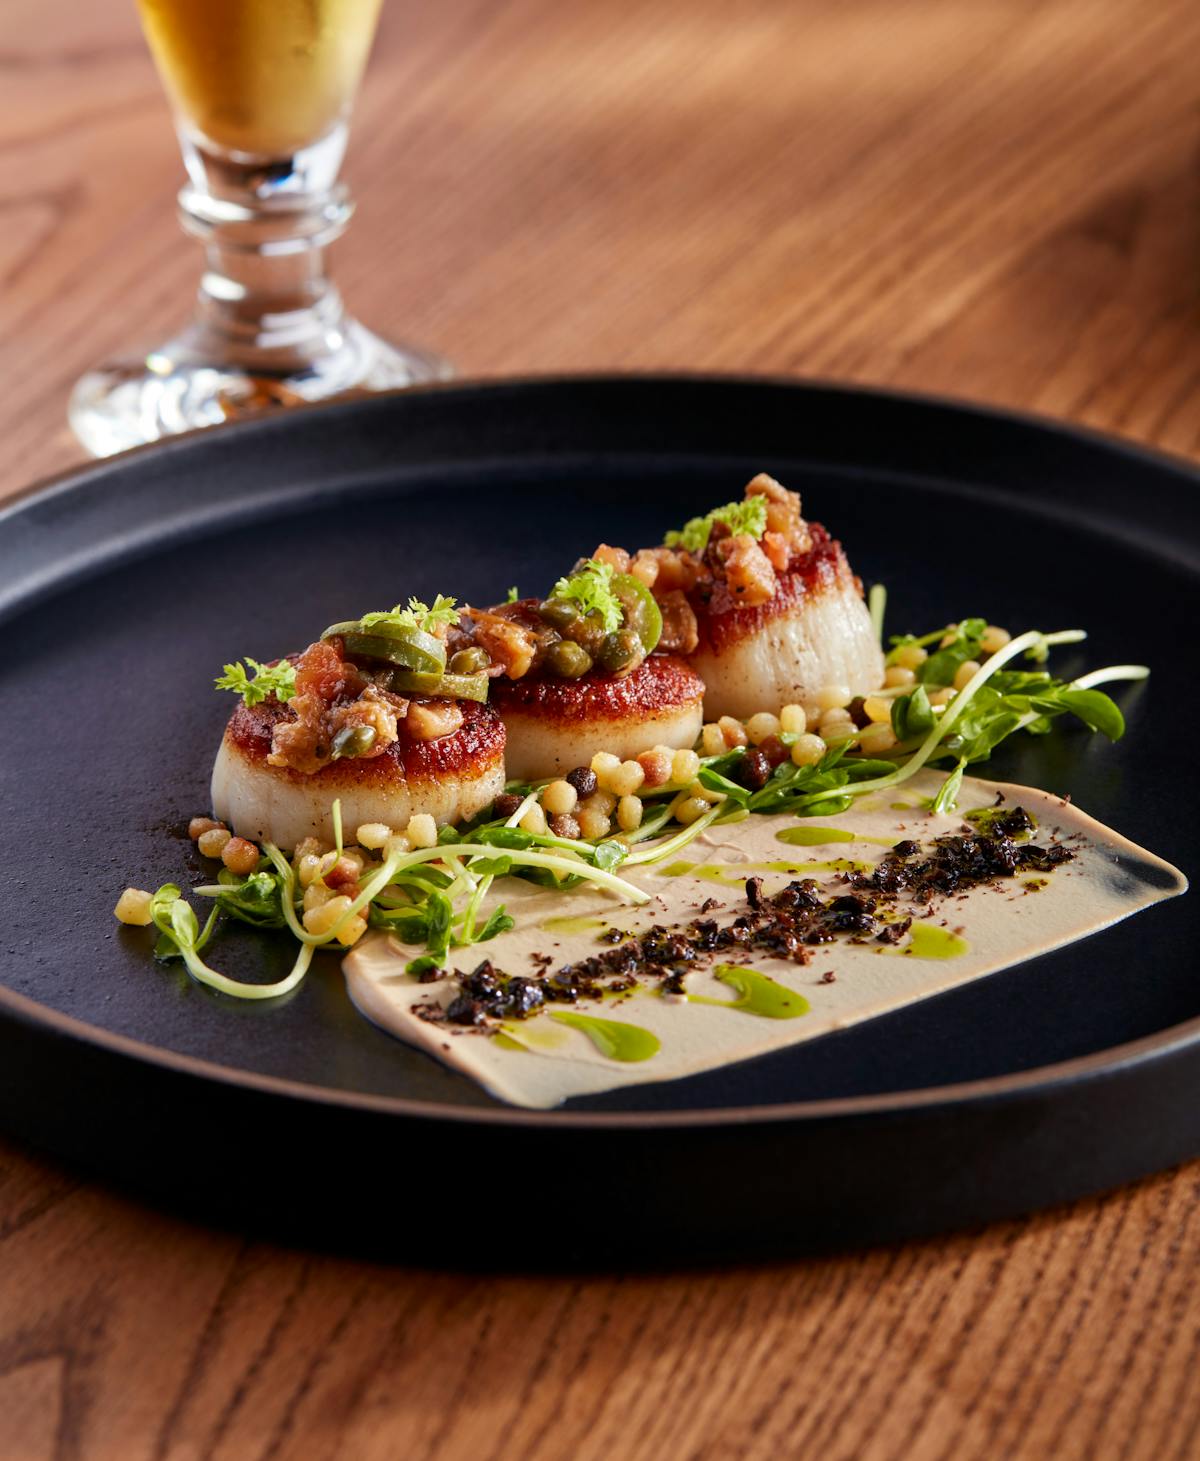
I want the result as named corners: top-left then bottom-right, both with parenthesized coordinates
top-left (338, 630), bottom-right (447, 675)
top-left (612, 574), bottom-right (663, 653)
top-left (320, 619), bottom-right (366, 641)
top-left (388, 670), bottom-right (490, 702)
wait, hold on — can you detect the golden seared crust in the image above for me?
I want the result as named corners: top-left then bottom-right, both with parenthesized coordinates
top-left (224, 698), bottom-right (505, 787)
top-left (692, 523), bottom-right (859, 653)
top-left (488, 654), bottom-right (705, 725)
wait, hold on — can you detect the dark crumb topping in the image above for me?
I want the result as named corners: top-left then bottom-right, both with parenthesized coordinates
top-left (416, 813), bottom-right (1077, 1031)
top-left (845, 827), bottom-right (1073, 900)
top-left (963, 804), bottom-right (1037, 839)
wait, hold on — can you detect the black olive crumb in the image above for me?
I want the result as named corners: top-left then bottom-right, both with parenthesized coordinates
top-left (417, 808), bottom-right (1074, 1033)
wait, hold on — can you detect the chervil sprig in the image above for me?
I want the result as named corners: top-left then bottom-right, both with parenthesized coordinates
top-left (358, 594), bottom-right (459, 636)
top-left (549, 559), bottom-right (623, 633)
top-left (139, 598), bottom-right (1151, 1004)
top-left (214, 658), bottom-right (297, 707)
top-left (664, 496), bottom-right (768, 553)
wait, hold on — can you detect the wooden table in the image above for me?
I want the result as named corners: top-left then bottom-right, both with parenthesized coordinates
top-left (2, 1), bottom-right (1198, 1455)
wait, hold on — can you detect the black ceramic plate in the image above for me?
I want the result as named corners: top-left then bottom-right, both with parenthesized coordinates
top-left (1, 376), bottom-right (1197, 1264)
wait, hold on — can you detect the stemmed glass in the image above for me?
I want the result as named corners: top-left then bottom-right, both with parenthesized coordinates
top-left (69, 0), bottom-right (451, 458)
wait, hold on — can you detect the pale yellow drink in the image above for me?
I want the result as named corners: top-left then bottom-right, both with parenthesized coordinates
top-left (137, 0), bottom-right (385, 158)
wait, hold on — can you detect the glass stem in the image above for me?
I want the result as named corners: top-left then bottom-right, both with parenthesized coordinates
top-left (68, 123), bottom-right (451, 457)
top-left (174, 130), bottom-right (354, 378)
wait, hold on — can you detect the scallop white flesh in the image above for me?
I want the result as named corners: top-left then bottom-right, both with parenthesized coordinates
top-left (692, 580), bottom-right (884, 722)
top-left (501, 701), bottom-right (704, 783)
top-left (491, 654), bottom-right (707, 783)
top-left (211, 706), bottom-right (506, 848)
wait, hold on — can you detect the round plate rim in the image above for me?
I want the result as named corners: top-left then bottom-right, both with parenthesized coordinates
top-left (0, 978), bottom-right (1197, 1131)
top-left (8, 369), bottom-right (1200, 512)
top-left (3, 370), bottom-right (1196, 1131)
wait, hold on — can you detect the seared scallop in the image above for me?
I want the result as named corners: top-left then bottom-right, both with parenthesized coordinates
top-left (490, 654), bottom-right (705, 782)
top-left (212, 696), bottom-right (506, 848)
top-left (689, 524), bottom-right (883, 721)
top-left (632, 475), bottom-right (883, 722)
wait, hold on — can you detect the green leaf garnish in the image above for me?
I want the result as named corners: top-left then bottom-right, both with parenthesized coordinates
top-left (368, 904), bottom-right (432, 939)
top-left (549, 559), bottom-right (622, 634)
top-left (358, 594), bottom-right (459, 636)
top-left (697, 764), bottom-right (752, 807)
top-left (890, 684), bottom-right (935, 742)
top-left (506, 586), bottom-right (519, 603)
top-left (930, 762), bottom-right (965, 815)
top-left (663, 496), bottom-right (768, 553)
top-left (424, 890), bottom-right (454, 963)
top-left (1052, 689), bottom-right (1125, 740)
top-left (476, 907), bottom-right (516, 942)
top-left (144, 609), bottom-right (1147, 1018)
top-left (147, 882), bottom-right (314, 999)
top-left (208, 868), bottom-right (286, 928)
top-left (918, 618), bottom-right (987, 687)
top-left (591, 841), bottom-right (629, 872)
top-left (214, 658), bottom-right (297, 707)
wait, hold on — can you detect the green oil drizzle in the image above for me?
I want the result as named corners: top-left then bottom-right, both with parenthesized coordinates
top-left (548, 1011), bottom-right (661, 1062)
top-left (659, 860), bottom-right (703, 878)
top-left (539, 915), bottom-right (608, 936)
top-left (688, 964), bottom-right (811, 1019)
top-left (776, 826), bottom-right (898, 849)
top-left (674, 864), bottom-right (747, 887)
top-left (657, 857), bottom-right (870, 886)
top-left (766, 858), bottom-right (873, 875)
top-left (494, 1022), bottom-right (572, 1054)
top-left (883, 922), bottom-right (970, 959)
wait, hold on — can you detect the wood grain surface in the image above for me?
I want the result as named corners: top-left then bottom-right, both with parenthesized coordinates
top-left (2, 1), bottom-right (1199, 1456)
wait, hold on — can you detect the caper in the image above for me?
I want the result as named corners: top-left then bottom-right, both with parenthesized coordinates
top-left (596, 629), bottom-right (642, 675)
top-left (566, 610), bottom-right (609, 654)
top-left (331, 724), bottom-right (377, 759)
top-left (546, 640), bottom-right (593, 678)
top-left (449, 646), bottom-right (490, 675)
top-left (538, 598), bottom-right (580, 631)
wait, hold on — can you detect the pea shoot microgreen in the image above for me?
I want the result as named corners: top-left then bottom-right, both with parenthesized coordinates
top-left (143, 607), bottom-right (1149, 1002)
top-left (149, 882), bottom-right (314, 999)
top-left (868, 583), bottom-right (887, 643)
top-left (214, 658), bottom-right (297, 706)
top-left (915, 617), bottom-right (987, 687)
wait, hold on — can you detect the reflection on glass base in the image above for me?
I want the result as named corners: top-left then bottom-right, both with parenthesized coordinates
top-left (69, 320), bottom-right (452, 458)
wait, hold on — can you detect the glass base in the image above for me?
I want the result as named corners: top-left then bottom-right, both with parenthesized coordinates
top-left (69, 320), bottom-right (453, 457)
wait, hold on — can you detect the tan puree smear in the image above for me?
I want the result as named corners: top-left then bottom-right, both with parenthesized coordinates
top-left (343, 771), bottom-right (1187, 1108)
